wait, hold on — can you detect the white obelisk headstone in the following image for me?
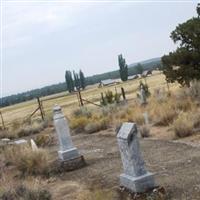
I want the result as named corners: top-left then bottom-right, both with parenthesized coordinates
top-left (53, 105), bottom-right (80, 161)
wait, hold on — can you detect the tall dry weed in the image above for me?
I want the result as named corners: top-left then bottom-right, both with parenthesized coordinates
top-left (2, 145), bottom-right (50, 176)
top-left (173, 112), bottom-right (194, 138)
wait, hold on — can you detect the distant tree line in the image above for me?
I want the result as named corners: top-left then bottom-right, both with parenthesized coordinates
top-left (0, 60), bottom-right (160, 107)
top-left (118, 54), bottom-right (146, 82)
top-left (3, 4), bottom-right (199, 107)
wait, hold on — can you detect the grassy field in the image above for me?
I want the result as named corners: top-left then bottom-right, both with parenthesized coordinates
top-left (2, 71), bottom-right (200, 200)
top-left (0, 71), bottom-right (175, 128)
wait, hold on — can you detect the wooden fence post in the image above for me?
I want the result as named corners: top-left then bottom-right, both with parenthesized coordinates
top-left (121, 87), bottom-right (126, 100)
top-left (0, 111), bottom-right (5, 130)
top-left (78, 90), bottom-right (84, 106)
top-left (37, 97), bottom-right (45, 121)
top-left (77, 92), bottom-right (81, 107)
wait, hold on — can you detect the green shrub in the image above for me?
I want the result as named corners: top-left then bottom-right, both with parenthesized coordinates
top-left (100, 91), bottom-right (121, 106)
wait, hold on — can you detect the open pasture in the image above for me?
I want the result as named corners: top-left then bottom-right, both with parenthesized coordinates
top-left (0, 71), bottom-right (172, 128)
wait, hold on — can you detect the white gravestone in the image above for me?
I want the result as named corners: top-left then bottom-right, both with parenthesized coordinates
top-left (117, 122), bottom-right (155, 193)
top-left (140, 87), bottom-right (147, 105)
top-left (53, 105), bottom-right (80, 161)
top-left (143, 112), bottom-right (149, 125)
top-left (30, 139), bottom-right (38, 151)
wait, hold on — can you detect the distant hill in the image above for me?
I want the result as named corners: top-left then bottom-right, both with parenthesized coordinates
top-left (85, 57), bottom-right (161, 85)
top-left (128, 57), bottom-right (161, 68)
top-left (0, 57), bottom-right (161, 107)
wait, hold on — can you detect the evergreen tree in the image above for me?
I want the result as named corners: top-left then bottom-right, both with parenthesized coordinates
top-left (79, 70), bottom-right (86, 89)
top-left (118, 54), bottom-right (128, 81)
top-left (65, 70), bottom-right (74, 93)
top-left (73, 70), bottom-right (81, 90)
top-left (162, 4), bottom-right (200, 86)
top-left (197, 3), bottom-right (200, 18)
top-left (135, 63), bottom-right (144, 74)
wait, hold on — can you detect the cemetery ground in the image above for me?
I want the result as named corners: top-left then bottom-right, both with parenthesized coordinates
top-left (1, 71), bottom-right (200, 199)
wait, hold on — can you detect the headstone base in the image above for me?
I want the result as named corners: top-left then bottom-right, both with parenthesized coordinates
top-left (59, 155), bottom-right (86, 171)
top-left (58, 147), bottom-right (79, 161)
top-left (120, 172), bottom-right (155, 193)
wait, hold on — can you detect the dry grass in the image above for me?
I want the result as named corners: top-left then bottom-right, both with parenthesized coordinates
top-left (173, 112), bottom-right (194, 138)
top-left (0, 120), bottom-right (49, 140)
top-left (3, 72), bottom-right (200, 140)
top-left (173, 110), bottom-right (200, 138)
top-left (0, 174), bottom-right (51, 200)
top-left (70, 116), bottom-right (89, 133)
top-left (2, 145), bottom-right (51, 176)
top-left (149, 98), bottom-right (177, 126)
top-left (70, 113), bottom-right (110, 134)
top-left (140, 125), bottom-right (150, 138)
top-left (84, 117), bottom-right (109, 134)
top-left (1, 72), bottom-right (167, 129)
top-left (34, 134), bottom-right (55, 147)
top-left (69, 81), bottom-right (200, 136)
top-left (77, 189), bottom-right (113, 200)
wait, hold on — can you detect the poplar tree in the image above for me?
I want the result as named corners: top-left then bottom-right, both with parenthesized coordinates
top-left (73, 70), bottom-right (81, 90)
top-left (65, 70), bottom-right (74, 93)
top-left (118, 54), bottom-right (128, 81)
top-left (79, 70), bottom-right (86, 89)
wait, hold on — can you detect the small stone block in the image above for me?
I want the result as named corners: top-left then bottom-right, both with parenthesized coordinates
top-left (120, 172), bottom-right (155, 193)
top-left (58, 147), bottom-right (80, 161)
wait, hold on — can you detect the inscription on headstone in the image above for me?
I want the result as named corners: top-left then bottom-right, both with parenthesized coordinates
top-left (117, 122), bottom-right (155, 193)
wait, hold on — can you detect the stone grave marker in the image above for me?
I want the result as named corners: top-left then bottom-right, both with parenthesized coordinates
top-left (30, 139), bottom-right (38, 151)
top-left (140, 86), bottom-right (147, 105)
top-left (143, 112), bottom-right (149, 125)
top-left (53, 105), bottom-right (85, 169)
top-left (117, 122), bottom-right (155, 193)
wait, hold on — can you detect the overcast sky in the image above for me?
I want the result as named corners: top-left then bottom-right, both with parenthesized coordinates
top-left (1, 1), bottom-right (198, 97)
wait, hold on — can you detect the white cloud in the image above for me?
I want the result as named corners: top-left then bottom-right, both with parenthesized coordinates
top-left (3, 3), bottom-right (92, 48)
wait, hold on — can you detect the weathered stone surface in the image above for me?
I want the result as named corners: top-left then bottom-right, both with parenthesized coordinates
top-left (120, 173), bottom-right (155, 193)
top-left (59, 155), bottom-right (86, 172)
top-left (140, 87), bottom-right (147, 105)
top-left (13, 139), bottom-right (28, 145)
top-left (143, 112), bottom-right (149, 125)
top-left (117, 122), bottom-right (155, 193)
top-left (53, 105), bottom-right (81, 161)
